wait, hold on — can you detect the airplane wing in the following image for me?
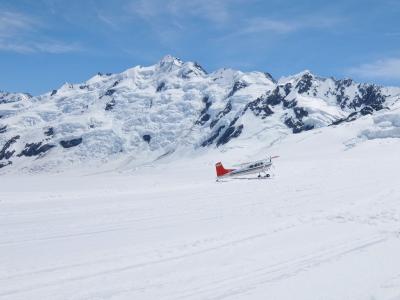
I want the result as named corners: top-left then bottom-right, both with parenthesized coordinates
top-left (232, 161), bottom-right (253, 167)
top-left (232, 156), bottom-right (279, 167)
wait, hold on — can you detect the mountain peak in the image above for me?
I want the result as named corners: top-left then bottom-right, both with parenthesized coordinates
top-left (278, 69), bottom-right (316, 84)
top-left (293, 69), bottom-right (314, 78)
top-left (157, 55), bottom-right (183, 71)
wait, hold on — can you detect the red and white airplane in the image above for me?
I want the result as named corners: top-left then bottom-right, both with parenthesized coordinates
top-left (215, 156), bottom-right (279, 181)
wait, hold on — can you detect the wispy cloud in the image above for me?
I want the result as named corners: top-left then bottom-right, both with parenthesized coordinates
top-left (126, 0), bottom-right (239, 45)
top-left (0, 10), bottom-right (82, 54)
top-left (0, 11), bottom-right (38, 37)
top-left (347, 57), bottom-right (400, 80)
top-left (95, 0), bottom-right (342, 49)
top-left (166, 0), bottom-right (233, 24)
top-left (208, 15), bottom-right (341, 45)
top-left (131, 0), bottom-right (236, 25)
top-left (228, 15), bottom-right (341, 38)
top-left (235, 18), bottom-right (297, 35)
top-left (96, 12), bottom-right (119, 30)
top-left (0, 39), bottom-right (82, 54)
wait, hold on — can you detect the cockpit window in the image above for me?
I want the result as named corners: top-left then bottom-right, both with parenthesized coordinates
top-left (249, 162), bottom-right (264, 168)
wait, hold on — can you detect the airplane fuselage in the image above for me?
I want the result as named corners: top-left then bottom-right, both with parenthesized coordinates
top-left (222, 160), bottom-right (272, 178)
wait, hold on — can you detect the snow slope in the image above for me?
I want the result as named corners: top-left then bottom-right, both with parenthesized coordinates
top-left (1, 108), bottom-right (400, 300)
top-left (1, 55), bottom-right (400, 172)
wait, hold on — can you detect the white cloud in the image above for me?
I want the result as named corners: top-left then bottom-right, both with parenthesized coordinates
top-left (0, 11), bottom-right (38, 37)
top-left (96, 12), bottom-right (119, 29)
top-left (0, 39), bottom-right (82, 54)
top-left (0, 10), bottom-right (82, 54)
top-left (128, 0), bottom-right (212, 46)
top-left (97, 1), bottom-right (342, 48)
top-left (213, 14), bottom-right (341, 42)
top-left (348, 58), bottom-right (400, 80)
top-left (237, 18), bottom-right (297, 35)
top-left (130, 0), bottom-right (241, 25)
top-left (167, 0), bottom-right (232, 24)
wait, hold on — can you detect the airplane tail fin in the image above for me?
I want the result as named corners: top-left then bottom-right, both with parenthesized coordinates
top-left (215, 162), bottom-right (233, 177)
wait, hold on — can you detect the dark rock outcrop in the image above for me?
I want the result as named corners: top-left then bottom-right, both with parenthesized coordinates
top-left (293, 107), bottom-right (308, 119)
top-left (266, 87), bottom-right (286, 106)
top-left (197, 113), bottom-right (210, 125)
top-left (331, 106), bottom-right (375, 126)
top-left (60, 138), bottom-right (82, 149)
top-left (194, 62), bottom-right (207, 75)
top-left (44, 127), bottom-right (54, 137)
top-left (296, 73), bottom-right (313, 94)
top-left (216, 124), bottom-right (244, 146)
top-left (105, 99), bottom-right (116, 111)
top-left (104, 89), bottom-right (116, 97)
top-left (0, 161), bottom-right (12, 168)
top-left (227, 81), bottom-right (247, 98)
top-left (284, 117), bottom-right (314, 134)
top-left (0, 135), bottom-right (20, 160)
top-left (352, 85), bottom-right (386, 111)
top-left (283, 98), bottom-right (297, 109)
top-left (246, 96), bottom-right (274, 119)
top-left (156, 82), bottom-right (166, 92)
top-left (143, 134), bottom-right (151, 143)
top-left (18, 142), bottom-right (55, 157)
top-left (210, 101), bottom-right (232, 128)
top-left (201, 125), bottom-right (226, 147)
top-left (196, 96), bottom-right (212, 125)
top-left (360, 106), bottom-right (374, 115)
top-left (264, 72), bottom-right (276, 83)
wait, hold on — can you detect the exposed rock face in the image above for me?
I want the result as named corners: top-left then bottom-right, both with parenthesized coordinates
top-left (195, 96), bottom-right (212, 125)
top-left (60, 138), bottom-right (82, 149)
top-left (216, 124), bottom-right (244, 146)
top-left (296, 73), bottom-right (313, 94)
top-left (0, 135), bottom-right (20, 161)
top-left (246, 96), bottom-right (274, 119)
top-left (227, 81), bottom-right (248, 98)
top-left (18, 142), bottom-right (55, 157)
top-left (0, 161), bottom-right (12, 168)
top-left (142, 135), bottom-right (151, 143)
top-left (0, 56), bottom-right (399, 172)
top-left (105, 99), bottom-right (116, 111)
top-left (44, 127), bottom-right (54, 137)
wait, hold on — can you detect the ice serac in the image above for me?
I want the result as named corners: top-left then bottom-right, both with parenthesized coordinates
top-left (1, 58), bottom-right (400, 172)
top-left (0, 91), bottom-right (32, 104)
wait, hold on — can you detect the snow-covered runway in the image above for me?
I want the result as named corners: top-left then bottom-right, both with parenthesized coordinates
top-left (1, 125), bottom-right (400, 300)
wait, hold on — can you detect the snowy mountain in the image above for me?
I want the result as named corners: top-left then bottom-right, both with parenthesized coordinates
top-left (1, 55), bottom-right (400, 172)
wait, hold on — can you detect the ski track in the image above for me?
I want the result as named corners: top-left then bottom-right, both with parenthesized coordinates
top-left (168, 236), bottom-right (389, 300)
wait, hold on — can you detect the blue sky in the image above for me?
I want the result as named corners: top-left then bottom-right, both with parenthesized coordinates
top-left (1, 0), bottom-right (400, 95)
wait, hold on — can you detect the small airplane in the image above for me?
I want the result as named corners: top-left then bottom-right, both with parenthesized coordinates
top-left (215, 156), bottom-right (279, 181)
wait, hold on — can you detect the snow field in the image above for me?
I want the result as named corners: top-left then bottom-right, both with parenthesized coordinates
top-left (1, 120), bottom-right (400, 300)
